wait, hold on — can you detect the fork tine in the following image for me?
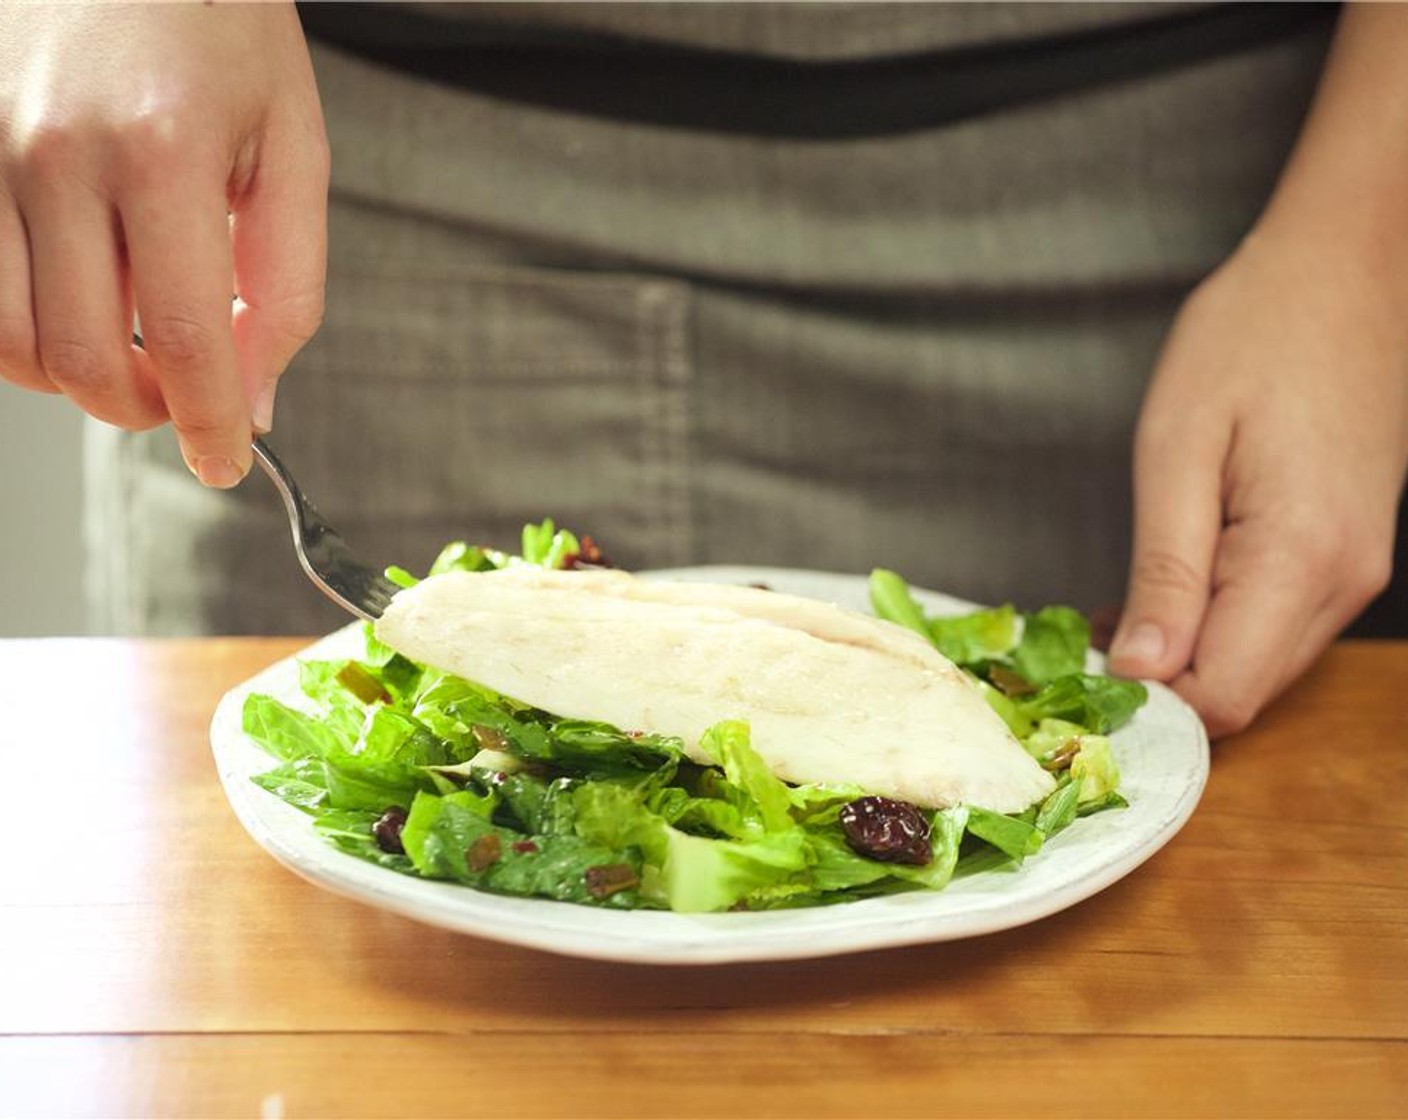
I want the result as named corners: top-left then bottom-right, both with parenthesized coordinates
top-left (252, 437), bottom-right (400, 622)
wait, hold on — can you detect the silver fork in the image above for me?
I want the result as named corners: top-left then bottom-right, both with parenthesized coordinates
top-left (127, 326), bottom-right (397, 620)
top-left (252, 436), bottom-right (400, 621)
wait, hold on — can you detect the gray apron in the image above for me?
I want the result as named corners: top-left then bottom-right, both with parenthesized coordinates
top-left (85, 3), bottom-right (1333, 635)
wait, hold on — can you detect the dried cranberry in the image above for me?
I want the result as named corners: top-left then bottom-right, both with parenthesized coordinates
top-left (585, 863), bottom-right (640, 899)
top-left (471, 724), bottom-right (511, 753)
top-left (372, 806), bottom-right (409, 854)
top-left (466, 834), bottom-right (503, 871)
top-left (512, 840), bottom-right (540, 854)
top-left (839, 796), bottom-right (933, 865)
top-left (987, 666), bottom-right (1037, 698)
top-left (1040, 739), bottom-right (1081, 772)
top-left (562, 535), bottom-right (613, 570)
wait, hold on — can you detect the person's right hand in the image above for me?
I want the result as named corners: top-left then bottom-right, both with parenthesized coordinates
top-left (0, 2), bottom-right (328, 487)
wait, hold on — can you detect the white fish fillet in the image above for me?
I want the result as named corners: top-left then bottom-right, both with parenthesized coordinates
top-left (374, 567), bottom-right (1055, 812)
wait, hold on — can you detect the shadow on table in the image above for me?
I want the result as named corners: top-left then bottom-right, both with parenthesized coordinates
top-left (334, 836), bottom-right (1251, 1036)
top-left (1347, 486), bottom-right (1408, 638)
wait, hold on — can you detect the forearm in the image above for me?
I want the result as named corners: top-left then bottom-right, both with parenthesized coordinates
top-left (1254, 2), bottom-right (1408, 286)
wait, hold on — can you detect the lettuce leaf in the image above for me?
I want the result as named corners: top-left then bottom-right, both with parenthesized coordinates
top-left (1011, 606), bottom-right (1090, 686)
top-left (867, 567), bottom-right (1149, 745)
top-left (401, 789), bottom-right (642, 908)
top-left (1017, 674), bottom-right (1147, 735)
top-left (697, 720), bottom-right (794, 834)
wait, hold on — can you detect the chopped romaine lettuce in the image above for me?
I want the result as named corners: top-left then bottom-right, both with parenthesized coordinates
top-left (1011, 605), bottom-right (1091, 685)
top-left (868, 568), bottom-right (1148, 742)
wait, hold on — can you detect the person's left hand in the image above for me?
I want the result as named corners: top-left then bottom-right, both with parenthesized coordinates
top-left (1107, 224), bottom-right (1408, 737)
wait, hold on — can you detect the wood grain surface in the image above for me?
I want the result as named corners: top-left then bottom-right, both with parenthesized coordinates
top-left (1, 638), bottom-right (1404, 1118)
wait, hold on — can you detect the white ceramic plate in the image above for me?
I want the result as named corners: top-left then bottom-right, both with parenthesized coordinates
top-left (210, 567), bottom-right (1209, 964)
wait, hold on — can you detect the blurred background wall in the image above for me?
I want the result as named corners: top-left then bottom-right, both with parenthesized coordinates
top-left (0, 383), bottom-right (87, 636)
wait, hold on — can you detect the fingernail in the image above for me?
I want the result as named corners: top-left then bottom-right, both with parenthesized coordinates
top-left (192, 455), bottom-right (246, 489)
top-left (1111, 621), bottom-right (1165, 667)
top-left (252, 383), bottom-right (277, 434)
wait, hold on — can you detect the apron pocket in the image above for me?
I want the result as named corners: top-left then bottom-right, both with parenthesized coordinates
top-left (287, 260), bottom-right (696, 570)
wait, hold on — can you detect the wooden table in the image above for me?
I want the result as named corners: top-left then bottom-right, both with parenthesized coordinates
top-left (0, 638), bottom-right (1404, 1119)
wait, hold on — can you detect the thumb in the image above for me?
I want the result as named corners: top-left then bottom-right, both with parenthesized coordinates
top-left (1108, 402), bottom-right (1225, 681)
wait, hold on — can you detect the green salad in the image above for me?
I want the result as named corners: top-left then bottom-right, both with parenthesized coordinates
top-left (242, 521), bottom-right (1147, 913)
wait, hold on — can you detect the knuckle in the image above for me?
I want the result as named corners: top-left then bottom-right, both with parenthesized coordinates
top-left (12, 121), bottom-right (80, 176)
top-left (0, 312), bottom-right (38, 371)
top-left (1130, 548), bottom-right (1207, 601)
top-left (1279, 532), bottom-right (1340, 584)
top-left (1284, 505), bottom-right (1340, 559)
top-left (142, 312), bottom-right (221, 374)
top-left (291, 289), bottom-right (326, 340)
top-left (1277, 511), bottom-right (1374, 589)
top-left (114, 108), bottom-right (203, 172)
top-left (40, 334), bottom-right (114, 387)
top-left (1200, 690), bottom-right (1259, 738)
top-left (0, 361), bottom-right (56, 393)
top-left (1306, 530), bottom-right (1344, 572)
top-left (270, 288), bottom-right (326, 347)
top-left (9, 109), bottom-right (212, 194)
top-left (1346, 544), bottom-right (1393, 607)
top-left (168, 407), bottom-right (233, 446)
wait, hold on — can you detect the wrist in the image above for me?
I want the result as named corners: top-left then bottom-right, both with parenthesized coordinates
top-left (1247, 4), bottom-right (1408, 295)
top-left (1252, 176), bottom-right (1408, 298)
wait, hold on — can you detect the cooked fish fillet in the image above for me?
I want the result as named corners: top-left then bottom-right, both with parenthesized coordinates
top-left (375, 567), bottom-right (1055, 812)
